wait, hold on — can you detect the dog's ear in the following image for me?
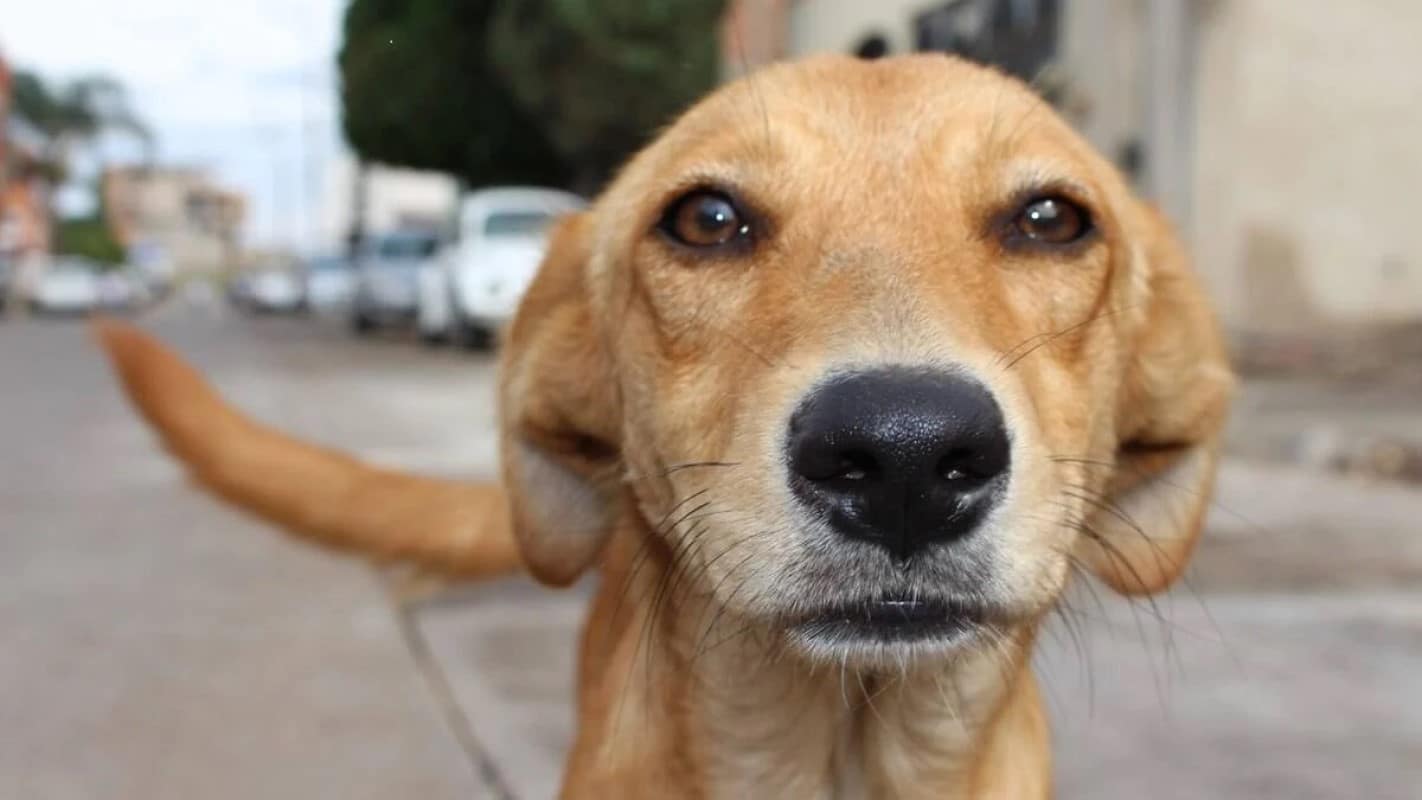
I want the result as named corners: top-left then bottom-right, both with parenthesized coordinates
top-left (498, 213), bottom-right (623, 586)
top-left (1079, 209), bottom-right (1235, 596)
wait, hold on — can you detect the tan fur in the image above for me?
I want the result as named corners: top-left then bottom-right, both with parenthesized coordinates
top-left (98, 55), bottom-right (1233, 798)
top-left (94, 321), bottom-right (520, 578)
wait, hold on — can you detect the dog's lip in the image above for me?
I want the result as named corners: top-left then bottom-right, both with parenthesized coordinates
top-left (789, 596), bottom-right (985, 642)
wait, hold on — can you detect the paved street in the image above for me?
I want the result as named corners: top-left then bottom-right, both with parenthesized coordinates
top-left (3, 299), bottom-right (1419, 799)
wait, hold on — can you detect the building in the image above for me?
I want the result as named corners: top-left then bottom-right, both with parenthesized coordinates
top-left (722, 0), bottom-right (1422, 333)
top-left (101, 166), bottom-right (246, 276)
top-left (0, 120), bottom-right (52, 264)
top-left (314, 155), bottom-right (459, 255)
top-left (0, 49), bottom-right (51, 265)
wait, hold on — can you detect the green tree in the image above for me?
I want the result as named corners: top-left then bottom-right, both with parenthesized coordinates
top-left (337, 0), bottom-right (726, 194)
top-left (488, 0), bottom-right (726, 191)
top-left (338, 0), bottom-right (570, 189)
top-left (55, 217), bottom-right (125, 266)
top-left (10, 71), bottom-right (152, 184)
top-left (10, 70), bottom-right (153, 259)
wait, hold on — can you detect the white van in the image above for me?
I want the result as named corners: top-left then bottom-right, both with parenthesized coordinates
top-left (416, 187), bottom-right (585, 348)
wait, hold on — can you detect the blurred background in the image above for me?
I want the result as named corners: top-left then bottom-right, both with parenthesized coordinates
top-left (2, 2), bottom-right (1418, 799)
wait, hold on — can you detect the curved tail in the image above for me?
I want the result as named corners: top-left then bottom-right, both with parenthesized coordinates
top-left (94, 320), bottom-right (522, 579)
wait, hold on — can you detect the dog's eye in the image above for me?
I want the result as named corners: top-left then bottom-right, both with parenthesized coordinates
top-left (1012, 196), bottom-right (1091, 245)
top-left (659, 190), bottom-right (750, 249)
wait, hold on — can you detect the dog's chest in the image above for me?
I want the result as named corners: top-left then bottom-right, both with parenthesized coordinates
top-left (695, 673), bottom-right (846, 799)
top-left (695, 671), bottom-right (986, 800)
top-left (828, 717), bottom-right (869, 800)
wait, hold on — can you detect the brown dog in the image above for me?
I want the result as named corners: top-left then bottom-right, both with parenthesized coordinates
top-left (99, 54), bottom-right (1233, 799)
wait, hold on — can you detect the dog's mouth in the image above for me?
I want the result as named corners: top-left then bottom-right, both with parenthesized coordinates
top-left (788, 596), bottom-right (986, 647)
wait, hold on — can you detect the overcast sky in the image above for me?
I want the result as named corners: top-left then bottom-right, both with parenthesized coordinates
top-left (3, 0), bottom-right (347, 249)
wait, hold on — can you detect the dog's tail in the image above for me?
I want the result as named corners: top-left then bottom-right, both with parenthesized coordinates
top-left (94, 320), bottom-right (521, 579)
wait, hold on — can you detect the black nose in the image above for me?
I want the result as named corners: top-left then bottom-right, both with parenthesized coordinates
top-left (787, 368), bottom-right (1011, 561)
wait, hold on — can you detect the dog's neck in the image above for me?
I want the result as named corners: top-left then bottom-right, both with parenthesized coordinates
top-left (559, 518), bottom-right (1051, 799)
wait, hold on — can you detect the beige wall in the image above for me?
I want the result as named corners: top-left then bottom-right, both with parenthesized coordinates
top-left (1056, 0), bottom-right (1144, 163)
top-left (1194, 0), bottom-right (1422, 328)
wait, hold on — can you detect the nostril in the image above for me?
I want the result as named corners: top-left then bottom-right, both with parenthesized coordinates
top-left (940, 465), bottom-right (972, 482)
top-left (796, 447), bottom-right (879, 483)
top-left (936, 448), bottom-right (995, 483)
top-left (835, 449), bottom-right (877, 481)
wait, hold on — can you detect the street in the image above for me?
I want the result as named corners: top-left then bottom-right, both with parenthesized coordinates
top-left (2, 301), bottom-right (1419, 799)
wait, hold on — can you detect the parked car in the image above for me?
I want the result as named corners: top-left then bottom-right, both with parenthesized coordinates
top-left (0, 257), bottom-right (13, 312)
top-left (416, 187), bottom-right (585, 348)
top-left (28, 258), bottom-right (102, 315)
top-left (231, 266), bottom-right (305, 313)
top-left (123, 267), bottom-right (159, 308)
top-left (226, 272), bottom-right (254, 308)
top-left (128, 261), bottom-right (173, 303)
top-left (351, 229), bottom-right (441, 334)
top-left (303, 255), bottom-right (355, 314)
top-left (96, 271), bottom-right (141, 311)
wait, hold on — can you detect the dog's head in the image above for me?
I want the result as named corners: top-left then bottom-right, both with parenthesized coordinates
top-left (499, 55), bottom-right (1233, 667)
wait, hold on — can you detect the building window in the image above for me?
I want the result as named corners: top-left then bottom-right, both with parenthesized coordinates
top-left (913, 0), bottom-right (1060, 85)
top-left (854, 33), bottom-right (891, 60)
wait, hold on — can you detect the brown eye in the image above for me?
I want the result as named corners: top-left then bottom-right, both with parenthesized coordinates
top-left (659, 190), bottom-right (750, 249)
top-left (1013, 196), bottom-right (1091, 245)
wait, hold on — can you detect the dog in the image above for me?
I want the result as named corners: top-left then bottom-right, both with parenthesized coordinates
top-left (98, 54), bottom-right (1233, 799)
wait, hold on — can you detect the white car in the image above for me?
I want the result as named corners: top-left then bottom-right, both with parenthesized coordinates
top-left (352, 230), bottom-right (441, 333)
top-left (303, 255), bottom-right (356, 314)
top-left (235, 268), bottom-right (306, 313)
top-left (417, 187), bottom-right (585, 348)
top-left (29, 258), bottom-right (102, 315)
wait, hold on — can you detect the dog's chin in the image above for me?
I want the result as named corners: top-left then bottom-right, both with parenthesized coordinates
top-left (779, 596), bottom-right (999, 669)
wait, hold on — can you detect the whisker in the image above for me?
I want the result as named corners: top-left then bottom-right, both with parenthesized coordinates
top-left (662, 460), bottom-right (740, 475)
top-left (1051, 452), bottom-right (1275, 538)
top-left (609, 496), bottom-right (713, 626)
top-left (691, 543), bottom-right (768, 661)
top-left (722, 328), bottom-right (781, 367)
top-left (996, 305), bottom-right (1140, 370)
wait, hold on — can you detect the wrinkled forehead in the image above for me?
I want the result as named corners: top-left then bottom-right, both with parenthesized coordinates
top-left (604, 55), bottom-right (1110, 220)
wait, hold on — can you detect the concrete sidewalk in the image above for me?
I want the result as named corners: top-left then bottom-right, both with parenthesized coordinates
top-left (1050, 461), bottom-right (1422, 799)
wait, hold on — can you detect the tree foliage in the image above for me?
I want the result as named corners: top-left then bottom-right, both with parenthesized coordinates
top-left (10, 71), bottom-right (152, 182)
top-left (55, 217), bottom-right (125, 266)
top-left (338, 0), bottom-right (569, 188)
top-left (9, 70), bottom-right (152, 255)
top-left (489, 0), bottom-right (726, 188)
top-left (338, 0), bottom-right (725, 192)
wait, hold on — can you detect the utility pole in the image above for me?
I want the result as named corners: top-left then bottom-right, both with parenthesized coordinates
top-left (347, 159), bottom-right (368, 260)
top-left (297, 70), bottom-right (308, 259)
top-left (268, 125), bottom-right (284, 254)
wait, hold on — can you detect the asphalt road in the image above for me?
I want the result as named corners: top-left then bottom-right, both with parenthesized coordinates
top-left (2, 298), bottom-right (1418, 799)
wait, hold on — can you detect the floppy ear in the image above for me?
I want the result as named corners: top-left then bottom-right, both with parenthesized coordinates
top-left (1079, 209), bottom-right (1236, 596)
top-left (498, 212), bottom-right (623, 586)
